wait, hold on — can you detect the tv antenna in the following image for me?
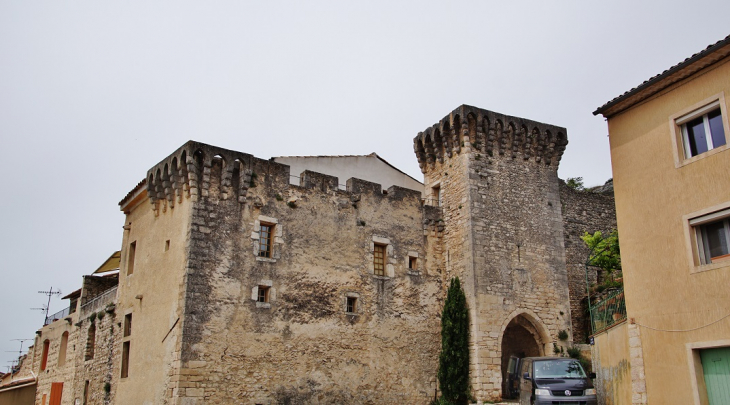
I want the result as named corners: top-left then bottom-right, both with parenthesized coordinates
top-left (33, 286), bottom-right (62, 322)
top-left (6, 338), bottom-right (31, 374)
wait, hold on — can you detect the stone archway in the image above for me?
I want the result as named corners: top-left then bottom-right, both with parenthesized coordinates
top-left (500, 314), bottom-right (547, 398)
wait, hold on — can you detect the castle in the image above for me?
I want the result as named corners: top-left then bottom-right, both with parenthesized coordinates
top-left (1, 105), bottom-right (616, 404)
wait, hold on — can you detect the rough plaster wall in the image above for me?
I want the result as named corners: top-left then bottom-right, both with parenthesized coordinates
top-left (172, 155), bottom-right (443, 405)
top-left (559, 181), bottom-right (617, 343)
top-left (591, 322), bottom-right (632, 405)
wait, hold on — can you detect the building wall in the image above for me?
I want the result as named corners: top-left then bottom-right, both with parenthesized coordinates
top-left (559, 181), bottom-right (617, 344)
top-left (32, 311), bottom-right (77, 405)
top-left (143, 144), bottom-right (444, 404)
top-left (591, 322), bottom-right (632, 405)
top-left (606, 57), bottom-right (730, 404)
top-left (114, 177), bottom-right (193, 405)
top-left (414, 106), bottom-right (575, 401)
top-left (273, 154), bottom-right (424, 194)
top-left (71, 300), bottom-right (118, 405)
top-left (0, 384), bottom-right (35, 405)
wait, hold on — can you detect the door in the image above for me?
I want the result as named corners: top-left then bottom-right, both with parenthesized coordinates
top-left (519, 359), bottom-right (532, 405)
top-left (49, 382), bottom-right (63, 405)
top-left (701, 347), bottom-right (730, 405)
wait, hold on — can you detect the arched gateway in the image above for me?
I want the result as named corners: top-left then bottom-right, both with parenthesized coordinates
top-left (499, 312), bottom-right (550, 398)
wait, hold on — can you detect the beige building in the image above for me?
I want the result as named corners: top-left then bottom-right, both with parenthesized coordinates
top-left (593, 35), bottom-right (730, 404)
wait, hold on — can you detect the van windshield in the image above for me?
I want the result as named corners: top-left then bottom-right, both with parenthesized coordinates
top-left (533, 359), bottom-right (586, 379)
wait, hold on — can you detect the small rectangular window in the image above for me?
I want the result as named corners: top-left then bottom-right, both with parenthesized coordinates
top-left (257, 286), bottom-right (270, 303)
top-left (124, 314), bottom-right (132, 337)
top-left (127, 241), bottom-right (136, 276)
top-left (373, 244), bottom-right (386, 276)
top-left (121, 341), bottom-right (130, 378)
top-left (346, 296), bottom-right (357, 313)
top-left (259, 224), bottom-right (273, 258)
top-left (691, 209), bottom-right (730, 265)
top-left (678, 102), bottom-right (727, 158)
top-left (408, 256), bottom-right (417, 270)
top-left (164, 240), bottom-right (170, 252)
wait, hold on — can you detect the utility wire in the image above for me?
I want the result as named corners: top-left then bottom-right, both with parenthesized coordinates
top-left (635, 311), bottom-right (730, 332)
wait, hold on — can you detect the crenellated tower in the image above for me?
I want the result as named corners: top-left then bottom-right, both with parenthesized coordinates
top-left (414, 105), bottom-right (572, 401)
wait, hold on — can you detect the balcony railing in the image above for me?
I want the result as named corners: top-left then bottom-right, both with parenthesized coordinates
top-left (80, 286), bottom-right (118, 318)
top-left (590, 288), bottom-right (626, 334)
top-left (44, 307), bottom-right (70, 325)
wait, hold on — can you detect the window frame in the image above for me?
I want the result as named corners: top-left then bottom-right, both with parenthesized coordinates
top-left (670, 93), bottom-right (729, 167)
top-left (257, 286), bottom-right (270, 303)
top-left (373, 243), bottom-right (386, 276)
top-left (683, 202), bottom-right (730, 273)
top-left (252, 216), bottom-right (281, 262)
top-left (369, 236), bottom-right (394, 278)
top-left (252, 281), bottom-right (274, 308)
top-left (258, 223), bottom-right (274, 258)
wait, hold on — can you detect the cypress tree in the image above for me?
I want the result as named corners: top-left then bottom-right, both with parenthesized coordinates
top-left (437, 277), bottom-right (470, 404)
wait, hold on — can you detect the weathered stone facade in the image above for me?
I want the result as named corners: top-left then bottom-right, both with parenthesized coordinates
top-left (2, 104), bottom-right (616, 404)
top-left (559, 180), bottom-right (617, 343)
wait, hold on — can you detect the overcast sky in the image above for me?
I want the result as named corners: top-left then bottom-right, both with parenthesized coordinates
top-left (1, 1), bottom-right (729, 370)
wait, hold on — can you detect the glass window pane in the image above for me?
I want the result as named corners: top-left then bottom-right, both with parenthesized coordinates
top-left (703, 221), bottom-right (729, 259)
top-left (708, 109), bottom-right (726, 149)
top-left (686, 117), bottom-right (708, 156)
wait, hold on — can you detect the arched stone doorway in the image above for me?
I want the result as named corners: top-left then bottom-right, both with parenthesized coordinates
top-left (500, 314), bottom-right (547, 398)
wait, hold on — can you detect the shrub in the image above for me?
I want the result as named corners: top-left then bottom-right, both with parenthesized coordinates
top-left (438, 277), bottom-right (470, 404)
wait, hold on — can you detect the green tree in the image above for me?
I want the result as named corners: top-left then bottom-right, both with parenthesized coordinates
top-left (581, 230), bottom-right (621, 283)
top-left (566, 177), bottom-right (585, 191)
top-left (438, 277), bottom-right (470, 404)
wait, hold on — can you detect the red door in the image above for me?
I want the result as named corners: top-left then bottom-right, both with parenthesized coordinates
top-left (49, 382), bottom-right (63, 405)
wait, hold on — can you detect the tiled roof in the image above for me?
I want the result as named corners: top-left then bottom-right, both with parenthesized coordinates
top-left (118, 178), bottom-right (147, 207)
top-left (594, 34), bottom-right (730, 117)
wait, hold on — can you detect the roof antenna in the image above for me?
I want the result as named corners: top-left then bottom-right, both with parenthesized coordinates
top-left (32, 286), bottom-right (62, 325)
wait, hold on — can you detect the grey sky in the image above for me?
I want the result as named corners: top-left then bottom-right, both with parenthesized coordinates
top-left (1, 1), bottom-right (728, 370)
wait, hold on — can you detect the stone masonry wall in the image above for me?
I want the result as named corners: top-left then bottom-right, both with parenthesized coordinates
top-left (30, 282), bottom-right (119, 405)
top-left (71, 303), bottom-right (119, 405)
top-left (415, 105), bottom-right (574, 402)
top-left (156, 143), bottom-right (444, 404)
top-left (559, 180), bottom-right (617, 343)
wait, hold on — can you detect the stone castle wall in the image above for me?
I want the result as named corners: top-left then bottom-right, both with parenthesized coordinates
top-left (146, 143), bottom-right (446, 404)
top-left (415, 105), bottom-right (577, 401)
top-left (559, 181), bottom-right (617, 343)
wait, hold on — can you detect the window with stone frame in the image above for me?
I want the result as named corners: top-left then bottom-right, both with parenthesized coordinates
top-left (252, 216), bottom-right (282, 261)
top-left (258, 223), bottom-right (274, 258)
top-left (373, 244), bottom-right (386, 276)
top-left (257, 286), bottom-right (270, 303)
top-left (370, 236), bottom-right (394, 278)
top-left (252, 281), bottom-right (274, 308)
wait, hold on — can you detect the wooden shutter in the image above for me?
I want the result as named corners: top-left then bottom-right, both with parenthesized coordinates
top-left (49, 382), bottom-right (63, 405)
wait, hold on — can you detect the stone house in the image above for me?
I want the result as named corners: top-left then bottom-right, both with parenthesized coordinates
top-left (2, 104), bottom-right (615, 404)
top-left (592, 35), bottom-right (730, 405)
